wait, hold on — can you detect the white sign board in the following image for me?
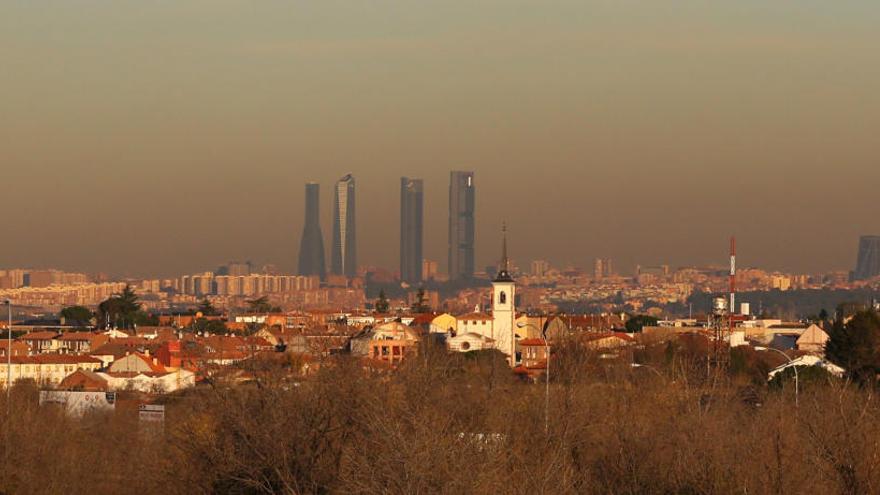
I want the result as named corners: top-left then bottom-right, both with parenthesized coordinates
top-left (139, 404), bottom-right (165, 423)
top-left (39, 391), bottom-right (116, 417)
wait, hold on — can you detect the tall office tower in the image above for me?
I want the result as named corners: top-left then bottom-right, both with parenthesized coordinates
top-left (854, 235), bottom-right (880, 280)
top-left (400, 177), bottom-right (424, 284)
top-left (225, 261), bottom-right (251, 277)
top-left (448, 171), bottom-right (475, 280)
top-left (422, 259), bottom-right (439, 281)
top-left (297, 182), bottom-right (327, 280)
top-left (531, 259), bottom-right (550, 277)
top-left (331, 174), bottom-right (357, 278)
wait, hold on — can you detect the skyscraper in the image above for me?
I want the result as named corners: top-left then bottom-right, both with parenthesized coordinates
top-left (854, 235), bottom-right (880, 280)
top-left (400, 177), bottom-right (424, 284)
top-left (449, 171), bottom-right (475, 280)
top-left (331, 174), bottom-right (357, 278)
top-left (297, 182), bottom-right (326, 280)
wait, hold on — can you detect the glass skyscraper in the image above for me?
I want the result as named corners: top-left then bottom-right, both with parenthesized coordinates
top-left (331, 174), bottom-right (357, 278)
top-left (854, 235), bottom-right (880, 280)
top-left (448, 171), bottom-right (475, 280)
top-left (297, 182), bottom-right (327, 280)
top-left (400, 177), bottom-right (424, 284)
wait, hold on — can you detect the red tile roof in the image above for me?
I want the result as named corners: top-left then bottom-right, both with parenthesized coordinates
top-left (20, 331), bottom-right (60, 341)
top-left (57, 332), bottom-right (99, 341)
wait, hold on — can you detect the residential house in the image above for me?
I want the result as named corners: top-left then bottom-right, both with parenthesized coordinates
top-left (429, 313), bottom-right (458, 335)
top-left (369, 321), bottom-right (420, 365)
top-left (108, 352), bottom-right (167, 375)
top-left (19, 331), bottom-right (60, 354)
top-left (57, 332), bottom-right (108, 354)
top-left (89, 342), bottom-right (134, 368)
top-left (518, 339), bottom-right (550, 368)
top-left (0, 341), bottom-right (30, 357)
top-left (796, 324), bottom-right (830, 354)
top-left (0, 354), bottom-right (103, 387)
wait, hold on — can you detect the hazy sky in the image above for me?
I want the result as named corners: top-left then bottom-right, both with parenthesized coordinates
top-left (1, 1), bottom-right (878, 278)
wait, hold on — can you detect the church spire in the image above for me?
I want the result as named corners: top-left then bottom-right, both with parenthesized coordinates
top-left (502, 222), bottom-right (509, 271)
top-left (494, 222), bottom-right (514, 282)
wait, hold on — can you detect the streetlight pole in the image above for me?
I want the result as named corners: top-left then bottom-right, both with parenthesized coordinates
top-left (4, 300), bottom-right (11, 401)
top-left (756, 346), bottom-right (798, 407)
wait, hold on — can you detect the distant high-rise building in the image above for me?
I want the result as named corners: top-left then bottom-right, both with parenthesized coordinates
top-left (531, 259), bottom-right (550, 277)
top-left (400, 177), bottom-right (424, 284)
top-left (854, 235), bottom-right (880, 280)
top-left (422, 259), bottom-right (439, 281)
top-left (593, 258), bottom-right (614, 280)
top-left (331, 174), bottom-right (357, 278)
top-left (448, 171), bottom-right (475, 280)
top-left (222, 261), bottom-right (251, 277)
top-left (297, 182), bottom-right (327, 280)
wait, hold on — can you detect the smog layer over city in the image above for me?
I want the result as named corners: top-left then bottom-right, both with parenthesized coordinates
top-left (2, 2), bottom-right (880, 494)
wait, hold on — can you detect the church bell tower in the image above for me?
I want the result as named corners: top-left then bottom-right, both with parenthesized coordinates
top-left (492, 223), bottom-right (516, 365)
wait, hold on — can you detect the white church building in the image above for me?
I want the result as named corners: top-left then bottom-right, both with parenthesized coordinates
top-left (449, 226), bottom-right (519, 366)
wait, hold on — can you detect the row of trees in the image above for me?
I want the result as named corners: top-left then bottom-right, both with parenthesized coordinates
top-left (60, 285), bottom-right (156, 330)
top-left (60, 289), bottom-right (286, 334)
top-left (3, 337), bottom-right (880, 494)
top-left (372, 288), bottom-right (429, 314)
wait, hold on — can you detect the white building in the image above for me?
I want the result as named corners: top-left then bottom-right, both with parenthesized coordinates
top-left (447, 333), bottom-right (495, 352)
top-left (0, 354), bottom-right (103, 388)
top-left (449, 228), bottom-right (518, 366)
top-left (767, 355), bottom-right (844, 380)
top-left (101, 370), bottom-right (196, 393)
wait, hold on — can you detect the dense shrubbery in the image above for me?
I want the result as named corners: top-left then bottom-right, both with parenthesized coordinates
top-left (1, 342), bottom-right (880, 494)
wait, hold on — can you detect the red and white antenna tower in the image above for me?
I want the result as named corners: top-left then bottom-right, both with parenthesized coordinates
top-left (729, 236), bottom-right (736, 317)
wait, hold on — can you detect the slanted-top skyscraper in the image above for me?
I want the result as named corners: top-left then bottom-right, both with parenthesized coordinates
top-left (297, 182), bottom-right (326, 280)
top-left (331, 174), bottom-right (357, 278)
top-left (448, 171), bottom-right (475, 280)
top-left (400, 177), bottom-right (424, 284)
top-left (854, 235), bottom-right (880, 280)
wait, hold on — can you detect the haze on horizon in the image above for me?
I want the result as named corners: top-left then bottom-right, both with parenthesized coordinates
top-left (1, 1), bottom-right (878, 279)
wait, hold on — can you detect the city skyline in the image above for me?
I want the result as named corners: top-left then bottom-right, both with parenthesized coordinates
top-left (4, 3), bottom-right (880, 492)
